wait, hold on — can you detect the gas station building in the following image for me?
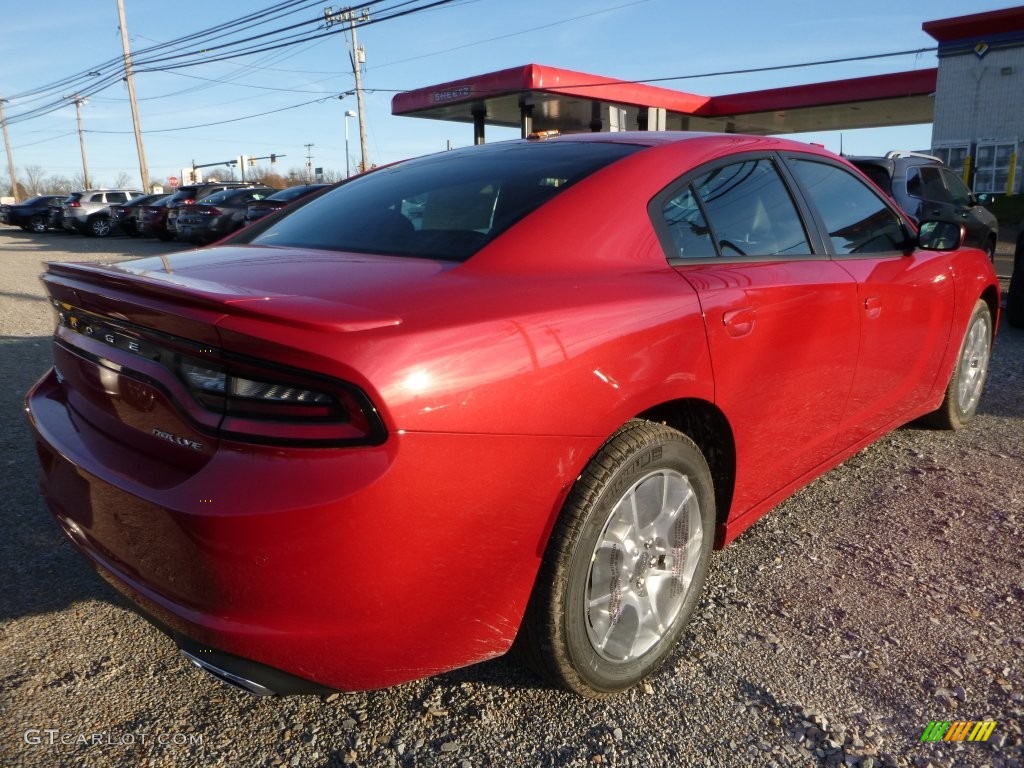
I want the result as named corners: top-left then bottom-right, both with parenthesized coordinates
top-left (392, 6), bottom-right (1024, 195)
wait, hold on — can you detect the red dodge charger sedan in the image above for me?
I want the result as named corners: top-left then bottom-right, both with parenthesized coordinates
top-left (26, 132), bottom-right (999, 697)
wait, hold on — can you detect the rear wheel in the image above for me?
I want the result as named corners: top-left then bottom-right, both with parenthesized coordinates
top-left (921, 300), bottom-right (992, 429)
top-left (88, 216), bottom-right (112, 237)
top-left (516, 419), bottom-right (715, 696)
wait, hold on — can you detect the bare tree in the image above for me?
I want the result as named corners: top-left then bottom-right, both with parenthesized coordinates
top-left (0, 174), bottom-right (14, 199)
top-left (113, 171), bottom-right (133, 189)
top-left (248, 169), bottom-right (288, 189)
top-left (71, 173), bottom-right (92, 191)
top-left (44, 175), bottom-right (75, 194)
top-left (23, 165), bottom-right (46, 196)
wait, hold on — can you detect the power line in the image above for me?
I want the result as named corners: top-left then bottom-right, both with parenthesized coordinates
top-left (84, 95), bottom-right (334, 133)
top-left (2, 0), bottom-right (461, 128)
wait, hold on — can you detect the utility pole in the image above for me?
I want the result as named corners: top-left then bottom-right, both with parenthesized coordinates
top-left (304, 143), bottom-right (314, 183)
top-left (325, 7), bottom-right (370, 173)
top-left (67, 95), bottom-right (91, 189)
top-left (116, 0), bottom-right (150, 192)
top-left (0, 98), bottom-right (18, 199)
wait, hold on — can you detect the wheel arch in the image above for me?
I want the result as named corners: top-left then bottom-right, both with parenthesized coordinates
top-left (636, 398), bottom-right (736, 549)
top-left (980, 284), bottom-right (1000, 334)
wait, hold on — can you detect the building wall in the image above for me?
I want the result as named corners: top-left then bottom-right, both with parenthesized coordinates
top-left (931, 44), bottom-right (1024, 193)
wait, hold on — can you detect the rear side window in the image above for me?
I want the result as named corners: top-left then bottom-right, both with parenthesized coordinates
top-left (906, 166), bottom-right (950, 203)
top-left (790, 159), bottom-right (907, 255)
top-left (661, 187), bottom-right (716, 259)
top-left (106, 192), bottom-right (128, 203)
top-left (694, 159), bottom-right (811, 258)
top-left (242, 141), bottom-right (642, 261)
top-left (940, 168), bottom-right (973, 207)
top-left (656, 157), bottom-right (811, 260)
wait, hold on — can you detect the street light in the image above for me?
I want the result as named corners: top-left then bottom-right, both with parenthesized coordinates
top-left (344, 109), bottom-right (356, 178)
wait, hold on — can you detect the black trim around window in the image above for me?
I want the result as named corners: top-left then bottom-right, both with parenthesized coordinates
top-left (648, 150), bottom-right (829, 266)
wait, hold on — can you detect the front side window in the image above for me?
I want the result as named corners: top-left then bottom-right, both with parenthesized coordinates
top-left (693, 159), bottom-right (811, 258)
top-left (790, 159), bottom-right (907, 255)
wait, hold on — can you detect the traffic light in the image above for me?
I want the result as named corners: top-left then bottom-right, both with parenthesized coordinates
top-left (270, 154), bottom-right (277, 164)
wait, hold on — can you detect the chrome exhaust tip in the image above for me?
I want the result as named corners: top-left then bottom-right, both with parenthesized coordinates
top-left (180, 649), bottom-right (277, 696)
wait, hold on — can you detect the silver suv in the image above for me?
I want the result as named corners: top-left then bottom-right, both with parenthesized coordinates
top-left (61, 189), bottom-right (145, 237)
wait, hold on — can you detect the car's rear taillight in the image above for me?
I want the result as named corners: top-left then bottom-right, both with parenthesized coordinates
top-left (52, 301), bottom-right (385, 447)
top-left (198, 207), bottom-right (222, 216)
top-left (66, 201), bottom-right (80, 208)
top-left (177, 356), bottom-right (383, 445)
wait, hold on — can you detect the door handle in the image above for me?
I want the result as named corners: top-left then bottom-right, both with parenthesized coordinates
top-left (722, 307), bottom-right (755, 337)
top-left (864, 296), bottom-right (882, 319)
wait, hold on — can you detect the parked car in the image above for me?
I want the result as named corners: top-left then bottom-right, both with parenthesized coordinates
top-left (848, 151), bottom-right (999, 259)
top-left (26, 133), bottom-right (999, 698)
top-left (111, 193), bottom-right (168, 237)
top-left (175, 187), bottom-right (277, 244)
top-left (244, 183), bottom-right (331, 224)
top-left (61, 189), bottom-right (145, 237)
top-left (46, 196), bottom-right (69, 230)
top-left (164, 182), bottom-right (263, 238)
top-left (136, 196), bottom-right (176, 241)
top-left (2, 195), bottom-right (67, 232)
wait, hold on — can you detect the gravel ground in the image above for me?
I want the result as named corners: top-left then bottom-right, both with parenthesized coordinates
top-left (0, 228), bottom-right (1021, 768)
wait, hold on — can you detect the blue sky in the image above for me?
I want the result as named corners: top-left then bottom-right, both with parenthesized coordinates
top-left (0, 0), bottom-right (1013, 190)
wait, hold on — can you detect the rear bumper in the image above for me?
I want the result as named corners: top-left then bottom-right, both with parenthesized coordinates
top-left (26, 367), bottom-right (587, 691)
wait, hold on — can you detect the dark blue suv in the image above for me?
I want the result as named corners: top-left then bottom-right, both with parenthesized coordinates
top-left (850, 152), bottom-right (998, 260)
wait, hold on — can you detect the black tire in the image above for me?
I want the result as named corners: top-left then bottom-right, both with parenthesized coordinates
top-left (515, 419), bottom-right (715, 696)
top-left (29, 214), bottom-right (47, 233)
top-left (920, 299), bottom-right (993, 430)
top-left (157, 230), bottom-right (175, 242)
top-left (1007, 232), bottom-right (1024, 329)
top-left (88, 216), bottom-right (112, 237)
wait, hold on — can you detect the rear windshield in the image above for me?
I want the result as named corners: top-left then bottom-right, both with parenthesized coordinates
top-left (238, 141), bottom-right (642, 261)
top-left (853, 163), bottom-right (892, 194)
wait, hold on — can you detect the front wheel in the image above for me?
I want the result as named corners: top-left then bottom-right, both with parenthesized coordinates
top-left (29, 214), bottom-right (48, 233)
top-left (921, 299), bottom-right (992, 429)
top-left (516, 420), bottom-right (715, 696)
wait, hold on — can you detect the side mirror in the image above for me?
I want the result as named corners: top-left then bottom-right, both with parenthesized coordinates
top-left (974, 193), bottom-right (993, 207)
top-left (918, 220), bottom-right (965, 251)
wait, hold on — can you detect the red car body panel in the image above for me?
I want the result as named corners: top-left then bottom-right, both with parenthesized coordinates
top-left (25, 132), bottom-right (1000, 691)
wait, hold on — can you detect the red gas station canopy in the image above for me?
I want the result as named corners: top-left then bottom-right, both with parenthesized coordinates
top-left (391, 63), bottom-right (937, 139)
